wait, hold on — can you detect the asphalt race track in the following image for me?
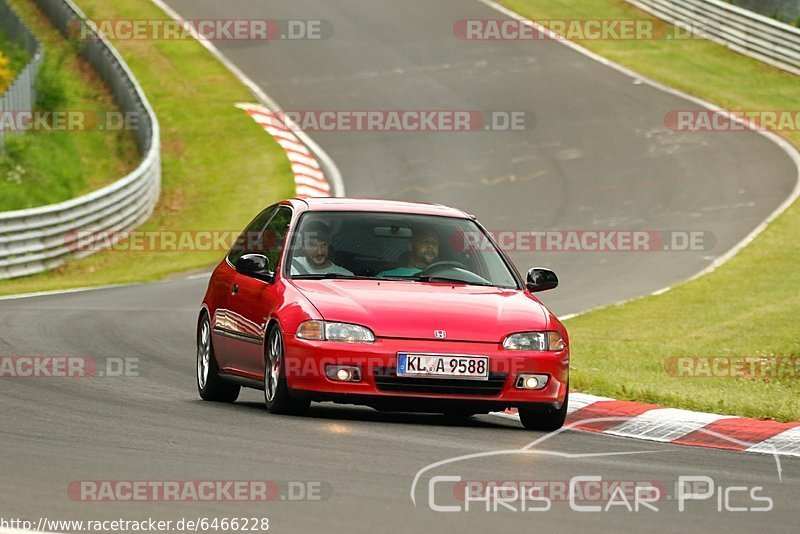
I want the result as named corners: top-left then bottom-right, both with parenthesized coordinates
top-left (1, 279), bottom-right (798, 532)
top-left (1, 1), bottom-right (798, 533)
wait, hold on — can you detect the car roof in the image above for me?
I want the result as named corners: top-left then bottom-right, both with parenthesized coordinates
top-left (289, 197), bottom-right (472, 218)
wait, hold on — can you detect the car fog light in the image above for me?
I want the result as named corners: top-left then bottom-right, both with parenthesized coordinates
top-left (336, 369), bottom-right (351, 381)
top-left (516, 374), bottom-right (548, 390)
top-left (325, 365), bottom-right (361, 382)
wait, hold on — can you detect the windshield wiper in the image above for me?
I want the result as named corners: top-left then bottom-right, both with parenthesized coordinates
top-left (292, 273), bottom-right (371, 280)
top-left (416, 276), bottom-right (493, 287)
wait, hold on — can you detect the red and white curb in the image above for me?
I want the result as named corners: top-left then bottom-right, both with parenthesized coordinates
top-left (494, 393), bottom-right (800, 458)
top-left (237, 103), bottom-right (332, 198)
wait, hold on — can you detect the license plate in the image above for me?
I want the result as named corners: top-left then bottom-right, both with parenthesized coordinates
top-left (397, 353), bottom-right (489, 380)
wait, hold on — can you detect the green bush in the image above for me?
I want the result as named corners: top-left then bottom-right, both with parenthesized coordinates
top-left (35, 50), bottom-right (68, 111)
top-left (0, 32), bottom-right (30, 95)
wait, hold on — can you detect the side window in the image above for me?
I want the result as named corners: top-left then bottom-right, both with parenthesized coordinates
top-left (261, 206), bottom-right (293, 270)
top-left (227, 206), bottom-right (276, 265)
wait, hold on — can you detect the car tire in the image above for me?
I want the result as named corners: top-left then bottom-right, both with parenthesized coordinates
top-left (197, 313), bottom-right (240, 402)
top-left (264, 325), bottom-right (310, 415)
top-left (518, 389), bottom-right (568, 431)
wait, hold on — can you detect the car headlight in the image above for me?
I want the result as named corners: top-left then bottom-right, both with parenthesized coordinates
top-left (503, 331), bottom-right (565, 351)
top-left (296, 320), bottom-right (375, 343)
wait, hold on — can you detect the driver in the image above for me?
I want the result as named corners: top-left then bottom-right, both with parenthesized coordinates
top-left (378, 226), bottom-right (439, 278)
top-left (291, 221), bottom-right (353, 276)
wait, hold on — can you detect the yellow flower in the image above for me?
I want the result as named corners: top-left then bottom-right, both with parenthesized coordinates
top-left (0, 52), bottom-right (14, 95)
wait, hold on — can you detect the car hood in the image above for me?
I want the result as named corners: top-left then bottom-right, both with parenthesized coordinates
top-left (290, 279), bottom-right (550, 342)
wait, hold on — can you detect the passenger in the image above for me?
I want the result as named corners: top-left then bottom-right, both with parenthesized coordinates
top-left (291, 221), bottom-right (354, 276)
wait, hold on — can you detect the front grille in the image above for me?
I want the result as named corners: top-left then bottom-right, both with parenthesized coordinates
top-left (373, 367), bottom-right (507, 397)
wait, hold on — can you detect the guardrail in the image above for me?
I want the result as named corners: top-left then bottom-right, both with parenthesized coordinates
top-left (0, 0), bottom-right (160, 280)
top-left (627, 0), bottom-right (800, 75)
top-left (0, 0), bottom-right (44, 149)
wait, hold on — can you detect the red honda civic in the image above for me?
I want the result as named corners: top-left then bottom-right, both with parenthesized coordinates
top-left (197, 198), bottom-right (569, 430)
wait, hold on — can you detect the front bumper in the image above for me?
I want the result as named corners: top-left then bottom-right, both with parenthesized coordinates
top-left (283, 335), bottom-right (569, 411)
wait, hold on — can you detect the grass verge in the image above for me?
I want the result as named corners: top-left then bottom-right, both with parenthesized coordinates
top-left (500, 0), bottom-right (800, 421)
top-left (0, 0), bottom-right (295, 294)
top-left (0, 0), bottom-right (138, 211)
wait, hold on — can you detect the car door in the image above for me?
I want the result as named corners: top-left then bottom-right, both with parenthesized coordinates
top-left (225, 205), bottom-right (293, 379)
top-left (212, 205), bottom-right (277, 370)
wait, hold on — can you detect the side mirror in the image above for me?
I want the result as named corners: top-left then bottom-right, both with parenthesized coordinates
top-left (236, 253), bottom-right (274, 282)
top-left (526, 268), bottom-right (558, 292)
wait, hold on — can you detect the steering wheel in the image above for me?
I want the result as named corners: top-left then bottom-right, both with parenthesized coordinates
top-left (417, 260), bottom-right (469, 277)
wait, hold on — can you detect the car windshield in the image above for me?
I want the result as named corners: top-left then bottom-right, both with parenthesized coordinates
top-left (285, 211), bottom-right (519, 289)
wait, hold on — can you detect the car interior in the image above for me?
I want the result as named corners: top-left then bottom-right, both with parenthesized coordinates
top-left (288, 214), bottom-right (489, 279)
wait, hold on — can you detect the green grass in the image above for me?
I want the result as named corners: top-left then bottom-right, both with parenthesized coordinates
top-left (501, 0), bottom-right (800, 421)
top-left (0, 0), bottom-right (139, 211)
top-left (0, 0), bottom-right (294, 295)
